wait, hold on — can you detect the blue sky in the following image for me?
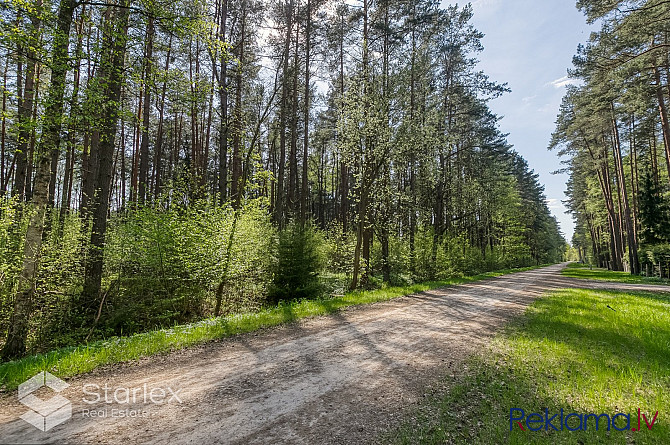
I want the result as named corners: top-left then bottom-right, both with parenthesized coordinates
top-left (465, 0), bottom-right (597, 242)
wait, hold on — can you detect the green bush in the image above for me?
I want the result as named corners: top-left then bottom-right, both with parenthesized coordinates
top-left (268, 223), bottom-right (324, 304)
top-left (101, 201), bottom-right (276, 337)
top-left (639, 243), bottom-right (670, 278)
top-left (322, 223), bottom-right (355, 273)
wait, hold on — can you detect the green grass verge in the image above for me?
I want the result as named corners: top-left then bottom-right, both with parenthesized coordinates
top-left (389, 287), bottom-right (670, 444)
top-left (562, 262), bottom-right (670, 285)
top-left (0, 265), bottom-right (545, 391)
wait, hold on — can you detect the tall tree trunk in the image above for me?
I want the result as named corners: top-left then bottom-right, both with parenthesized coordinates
top-left (654, 64), bottom-right (670, 186)
top-left (1, 58), bottom-right (7, 196)
top-left (231, 4), bottom-right (246, 207)
top-left (80, 131), bottom-right (95, 220)
top-left (604, 146), bottom-right (624, 271)
top-left (629, 116), bottom-right (639, 239)
top-left (338, 11), bottom-right (347, 233)
top-left (82, 1), bottom-right (131, 315)
top-left (275, 0), bottom-right (293, 227)
top-left (1, 0), bottom-right (76, 359)
top-left (154, 34), bottom-right (172, 200)
top-left (217, 0), bottom-right (229, 204)
top-left (138, 17), bottom-right (155, 205)
top-left (583, 135), bottom-right (623, 270)
top-left (301, 0), bottom-right (311, 224)
top-left (611, 106), bottom-right (639, 274)
top-left (350, 0), bottom-right (370, 290)
top-left (25, 72), bottom-right (41, 201)
top-left (188, 38), bottom-right (200, 199)
top-left (288, 21), bottom-right (300, 215)
top-left (13, 6), bottom-right (42, 201)
top-left (408, 5), bottom-right (417, 273)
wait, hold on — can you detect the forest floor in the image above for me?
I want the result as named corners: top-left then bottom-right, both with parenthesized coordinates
top-left (1, 263), bottom-right (669, 444)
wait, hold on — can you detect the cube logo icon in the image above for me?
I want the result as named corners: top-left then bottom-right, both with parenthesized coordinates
top-left (18, 372), bottom-right (71, 431)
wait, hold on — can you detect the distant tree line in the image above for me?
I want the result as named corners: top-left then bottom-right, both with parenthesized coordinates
top-left (0, 0), bottom-right (564, 359)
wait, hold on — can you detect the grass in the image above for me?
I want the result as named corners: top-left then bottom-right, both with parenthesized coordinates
top-left (389, 287), bottom-right (670, 444)
top-left (0, 264), bottom-right (545, 391)
top-left (562, 262), bottom-right (670, 285)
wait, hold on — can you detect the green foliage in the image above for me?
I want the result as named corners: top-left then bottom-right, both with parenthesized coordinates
top-left (268, 223), bottom-right (324, 304)
top-left (0, 200), bottom-right (29, 342)
top-left (99, 202), bottom-right (275, 338)
top-left (390, 287), bottom-right (670, 443)
top-left (638, 172), bottom-right (670, 245)
top-left (322, 224), bottom-right (356, 274)
top-left (638, 244), bottom-right (670, 279)
top-left (562, 261), bottom-right (670, 284)
top-left (0, 201), bottom-right (85, 353)
top-left (0, 0), bottom-right (566, 360)
top-left (0, 200), bottom-right (276, 353)
top-left (0, 265), bottom-right (544, 390)
top-left (552, 0), bottom-right (670, 274)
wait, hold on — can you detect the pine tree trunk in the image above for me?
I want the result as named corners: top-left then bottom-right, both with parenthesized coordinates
top-left (82, 1), bottom-right (131, 314)
top-left (231, 5), bottom-right (246, 207)
top-left (13, 7), bottom-right (42, 200)
top-left (654, 65), bottom-right (670, 186)
top-left (154, 35), bottom-right (172, 200)
top-left (138, 17), bottom-right (154, 205)
top-left (611, 105), bottom-right (639, 274)
top-left (301, 0), bottom-right (311, 225)
top-left (275, 0), bottom-right (293, 227)
top-left (338, 12), bottom-right (347, 233)
top-left (1, 58), bottom-right (8, 196)
top-left (217, 0), bottom-right (229, 204)
top-left (289, 22), bottom-right (299, 214)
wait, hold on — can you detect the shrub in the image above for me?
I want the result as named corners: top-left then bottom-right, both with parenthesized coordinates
top-left (268, 223), bottom-right (324, 304)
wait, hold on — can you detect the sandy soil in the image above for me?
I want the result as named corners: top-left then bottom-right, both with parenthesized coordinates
top-left (1, 263), bottom-right (668, 444)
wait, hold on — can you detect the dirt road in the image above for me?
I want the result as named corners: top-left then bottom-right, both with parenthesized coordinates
top-left (1, 263), bottom-right (668, 444)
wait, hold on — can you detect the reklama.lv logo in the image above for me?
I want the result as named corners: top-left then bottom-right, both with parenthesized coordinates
top-left (510, 408), bottom-right (659, 432)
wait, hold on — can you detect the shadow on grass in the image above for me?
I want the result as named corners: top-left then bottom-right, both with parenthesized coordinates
top-left (0, 264), bottom-right (550, 391)
top-left (388, 287), bottom-right (670, 444)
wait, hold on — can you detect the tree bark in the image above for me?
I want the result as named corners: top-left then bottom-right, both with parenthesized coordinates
top-left (82, 1), bottom-right (131, 314)
top-left (138, 17), bottom-right (155, 205)
top-left (1, 0), bottom-right (76, 359)
top-left (611, 105), bottom-right (639, 274)
top-left (13, 5), bottom-right (42, 201)
top-left (230, 3), bottom-right (246, 207)
top-left (275, 0), bottom-right (294, 227)
top-left (301, 0), bottom-right (311, 224)
top-left (153, 34), bottom-right (172, 200)
top-left (654, 65), bottom-right (670, 186)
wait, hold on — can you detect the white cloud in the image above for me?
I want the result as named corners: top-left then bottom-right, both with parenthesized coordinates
top-left (470, 0), bottom-right (503, 17)
top-left (548, 76), bottom-right (581, 89)
top-left (546, 198), bottom-right (565, 212)
top-left (471, 0), bottom-right (502, 7)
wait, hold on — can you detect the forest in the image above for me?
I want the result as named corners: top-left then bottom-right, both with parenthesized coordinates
top-left (552, 0), bottom-right (670, 277)
top-left (0, 0), bottom-right (565, 360)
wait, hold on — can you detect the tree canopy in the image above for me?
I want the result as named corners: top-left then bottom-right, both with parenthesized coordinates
top-left (0, 0), bottom-right (564, 358)
top-left (551, 0), bottom-right (670, 274)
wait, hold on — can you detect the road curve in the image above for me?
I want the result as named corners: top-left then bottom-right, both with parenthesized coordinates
top-left (1, 263), bottom-right (668, 444)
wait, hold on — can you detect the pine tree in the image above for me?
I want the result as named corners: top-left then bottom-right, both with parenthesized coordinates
top-left (269, 223), bottom-right (324, 304)
top-left (639, 171), bottom-right (670, 245)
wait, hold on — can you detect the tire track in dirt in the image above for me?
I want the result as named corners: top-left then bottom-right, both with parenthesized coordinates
top-left (1, 263), bottom-right (668, 444)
